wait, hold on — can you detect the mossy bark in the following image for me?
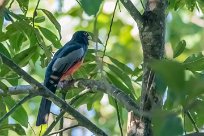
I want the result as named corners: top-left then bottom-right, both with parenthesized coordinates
top-left (127, 0), bottom-right (167, 135)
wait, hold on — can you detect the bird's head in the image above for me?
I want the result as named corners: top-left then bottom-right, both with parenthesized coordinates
top-left (71, 31), bottom-right (102, 45)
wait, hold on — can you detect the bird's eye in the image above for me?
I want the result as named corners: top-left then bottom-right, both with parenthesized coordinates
top-left (83, 32), bottom-right (88, 36)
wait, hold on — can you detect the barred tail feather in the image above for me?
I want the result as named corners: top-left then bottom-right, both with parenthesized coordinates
top-left (36, 84), bottom-right (57, 126)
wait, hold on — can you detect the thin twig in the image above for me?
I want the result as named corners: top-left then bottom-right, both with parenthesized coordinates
top-left (39, 125), bottom-right (43, 136)
top-left (43, 88), bottom-right (91, 135)
top-left (93, 15), bottom-right (99, 60)
top-left (183, 111), bottom-right (186, 135)
top-left (75, 0), bottom-right (82, 7)
top-left (69, 88), bottom-right (91, 105)
top-left (43, 111), bottom-right (66, 136)
top-left (115, 99), bottom-right (123, 136)
top-left (47, 124), bottom-right (79, 136)
top-left (140, 0), bottom-right (145, 10)
top-left (93, 14), bottom-right (104, 78)
top-left (32, 0), bottom-right (41, 27)
top-left (0, 94), bottom-right (35, 124)
top-left (186, 111), bottom-right (199, 133)
top-left (8, 0), bottom-right (14, 10)
top-left (0, 76), bottom-right (20, 80)
top-left (101, 0), bottom-right (119, 61)
top-left (118, 0), bottom-right (121, 12)
top-left (28, 121), bottom-right (36, 136)
top-left (50, 111), bottom-right (74, 120)
top-left (119, 0), bottom-right (143, 26)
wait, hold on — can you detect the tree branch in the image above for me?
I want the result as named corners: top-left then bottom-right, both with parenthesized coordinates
top-left (47, 124), bottom-right (79, 136)
top-left (0, 53), bottom-right (107, 136)
top-left (0, 85), bottom-right (33, 96)
top-left (119, 0), bottom-right (143, 28)
top-left (0, 79), bottom-right (142, 118)
top-left (43, 88), bottom-right (92, 135)
top-left (186, 111), bottom-right (199, 133)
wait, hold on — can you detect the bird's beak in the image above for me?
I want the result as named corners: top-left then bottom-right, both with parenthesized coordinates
top-left (88, 32), bottom-right (103, 45)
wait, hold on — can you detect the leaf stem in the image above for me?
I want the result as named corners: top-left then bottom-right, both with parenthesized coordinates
top-left (32, 0), bottom-right (41, 27)
top-left (115, 99), bottom-right (123, 136)
top-left (101, 0), bottom-right (119, 61)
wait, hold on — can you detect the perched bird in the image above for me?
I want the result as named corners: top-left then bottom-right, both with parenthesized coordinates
top-left (36, 31), bottom-right (94, 126)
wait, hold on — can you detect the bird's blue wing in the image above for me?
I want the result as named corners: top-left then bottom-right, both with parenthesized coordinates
top-left (45, 43), bottom-right (85, 82)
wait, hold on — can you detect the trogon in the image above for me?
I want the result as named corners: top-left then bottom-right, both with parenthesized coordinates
top-left (36, 31), bottom-right (93, 126)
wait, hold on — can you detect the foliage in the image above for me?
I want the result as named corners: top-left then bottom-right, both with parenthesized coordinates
top-left (0, 0), bottom-right (204, 135)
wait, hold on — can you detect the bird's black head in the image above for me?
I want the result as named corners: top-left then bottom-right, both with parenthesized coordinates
top-left (71, 31), bottom-right (91, 45)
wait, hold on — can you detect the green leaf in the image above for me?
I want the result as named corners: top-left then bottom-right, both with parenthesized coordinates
top-left (189, 99), bottom-right (204, 128)
top-left (6, 73), bottom-right (20, 86)
top-left (155, 74), bottom-right (167, 95)
top-left (9, 32), bottom-right (26, 52)
top-left (4, 96), bottom-right (28, 128)
top-left (38, 26), bottom-right (62, 49)
top-left (153, 112), bottom-right (183, 136)
top-left (83, 63), bottom-right (97, 74)
top-left (0, 81), bottom-right (8, 92)
top-left (151, 60), bottom-right (185, 91)
top-left (72, 93), bottom-right (103, 110)
top-left (108, 56), bottom-right (133, 74)
top-left (174, 0), bottom-right (185, 10)
top-left (0, 46), bottom-right (37, 77)
top-left (16, 0), bottom-right (29, 13)
top-left (5, 10), bottom-right (28, 22)
top-left (13, 46), bottom-right (37, 67)
top-left (107, 64), bottom-right (134, 92)
top-left (5, 20), bottom-right (36, 48)
top-left (0, 124), bottom-right (26, 135)
top-left (87, 93), bottom-right (103, 111)
top-left (186, 0), bottom-right (196, 11)
top-left (79, 0), bottom-right (102, 16)
top-left (0, 32), bottom-right (8, 42)
top-left (34, 28), bottom-right (52, 61)
top-left (132, 67), bottom-right (142, 76)
top-left (185, 77), bottom-right (204, 100)
top-left (135, 75), bottom-right (142, 82)
top-left (197, 0), bottom-right (204, 13)
top-left (183, 52), bottom-right (204, 71)
top-left (40, 54), bottom-right (49, 68)
top-left (106, 72), bottom-right (134, 98)
top-left (168, 0), bottom-right (176, 9)
top-left (173, 40), bottom-right (186, 58)
top-left (34, 16), bottom-right (45, 23)
top-left (40, 9), bottom-right (61, 39)
top-left (0, 43), bottom-right (11, 58)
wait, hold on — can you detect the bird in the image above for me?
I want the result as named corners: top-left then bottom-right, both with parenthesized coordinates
top-left (36, 31), bottom-right (93, 126)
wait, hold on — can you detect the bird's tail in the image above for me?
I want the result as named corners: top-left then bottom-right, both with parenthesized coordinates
top-left (36, 83), bottom-right (57, 126)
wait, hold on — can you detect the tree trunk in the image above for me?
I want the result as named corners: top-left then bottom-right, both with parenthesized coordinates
top-left (127, 0), bottom-right (167, 135)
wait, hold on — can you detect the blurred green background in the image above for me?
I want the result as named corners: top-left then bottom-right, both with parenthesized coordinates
top-left (0, 0), bottom-right (204, 135)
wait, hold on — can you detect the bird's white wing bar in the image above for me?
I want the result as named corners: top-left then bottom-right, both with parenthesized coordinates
top-left (52, 48), bottom-right (84, 72)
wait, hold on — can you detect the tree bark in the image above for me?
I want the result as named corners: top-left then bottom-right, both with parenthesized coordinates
top-left (127, 0), bottom-right (167, 135)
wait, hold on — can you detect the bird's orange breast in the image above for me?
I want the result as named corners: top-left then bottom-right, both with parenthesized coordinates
top-left (60, 60), bottom-right (83, 81)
